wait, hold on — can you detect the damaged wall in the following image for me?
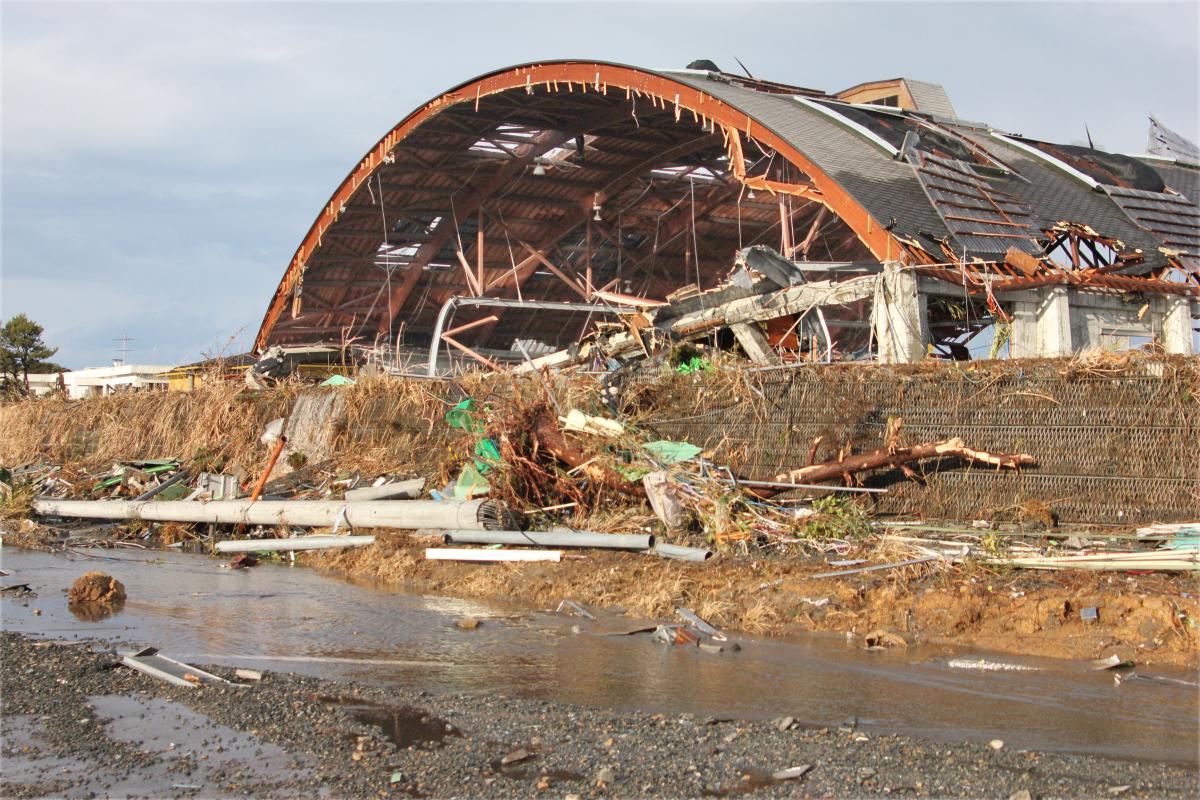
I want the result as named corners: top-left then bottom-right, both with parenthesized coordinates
top-left (641, 357), bottom-right (1200, 525)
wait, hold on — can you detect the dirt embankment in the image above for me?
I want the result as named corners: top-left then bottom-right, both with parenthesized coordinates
top-left (306, 533), bottom-right (1199, 669)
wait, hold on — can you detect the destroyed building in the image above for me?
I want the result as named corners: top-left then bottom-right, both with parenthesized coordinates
top-left (254, 60), bottom-right (1199, 371)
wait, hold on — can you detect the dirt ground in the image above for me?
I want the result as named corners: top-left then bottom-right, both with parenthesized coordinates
top-left (305, 532), bottom-right (1199, 669)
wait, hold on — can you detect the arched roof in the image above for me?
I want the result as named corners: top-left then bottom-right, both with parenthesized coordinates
top-left (255, 60), bottom-right (1199, 354)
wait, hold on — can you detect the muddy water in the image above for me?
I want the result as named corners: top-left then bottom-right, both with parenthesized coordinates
top-left (3, 546), bottom-right (1196, 766)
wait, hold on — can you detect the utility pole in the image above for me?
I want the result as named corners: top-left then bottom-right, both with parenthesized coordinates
top-left (113, 336), bottom-right (134, 366)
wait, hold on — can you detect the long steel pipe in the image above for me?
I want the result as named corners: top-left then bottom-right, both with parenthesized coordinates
top-left (442, 529), bottom-right (653, 550)
top-left (31, 498), bottom-right (497, 530)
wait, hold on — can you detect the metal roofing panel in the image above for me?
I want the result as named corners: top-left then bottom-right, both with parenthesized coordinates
top-left (955, 129), bottom-right (1169, 269)
top-left (660, 71), bottom-right (953, 248)
top-left (1103, 185), bottom-right (1200, 255)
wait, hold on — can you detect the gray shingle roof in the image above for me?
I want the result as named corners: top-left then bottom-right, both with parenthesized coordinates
top-left (660, 69), bottom-right (1183, 269)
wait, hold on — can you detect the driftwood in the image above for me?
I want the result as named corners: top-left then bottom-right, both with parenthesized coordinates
top-left (752, 438), bottom-right (1035, 498)
top-left (530, 412), bottom-right (633, 492)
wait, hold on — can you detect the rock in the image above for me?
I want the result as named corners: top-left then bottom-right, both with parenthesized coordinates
top-left (990, 739), bottom-right (1005, 750)
top-left (775, 716), bottom-right (795, 732)
top-left (772, 765), bottom-right (812, 781)
top-left (1108, 786), bottom-right (1131, 796)
top-left (455, 618), bottom-right (480, 631)
top-left (595, 767), bottom-right (616, 785)
top-left (67, 572), bottom-right (126, 606)
top-left (1008, 791), bottom-right (1032, 800)
top-left (500, 747), bottom-right (531, 765)
top-left (863, 629), bottom-right (907, 650)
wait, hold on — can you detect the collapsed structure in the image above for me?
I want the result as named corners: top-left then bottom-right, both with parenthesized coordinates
top-left (254, 60), bottom-right (1199, 372)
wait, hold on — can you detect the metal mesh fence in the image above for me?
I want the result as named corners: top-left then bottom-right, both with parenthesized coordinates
top-left (640, 362), bottom-right (1200, 524)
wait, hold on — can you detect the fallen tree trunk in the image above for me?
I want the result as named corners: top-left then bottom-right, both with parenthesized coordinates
top-left (751, 438), bottom-right (1035, 498)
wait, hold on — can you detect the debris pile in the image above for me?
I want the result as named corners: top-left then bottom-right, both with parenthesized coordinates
top-left (1, 359), bottom-right (1196, 584)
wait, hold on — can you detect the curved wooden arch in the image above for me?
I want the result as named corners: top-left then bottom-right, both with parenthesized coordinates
top-left (254, 61), bottom-right (908, 351)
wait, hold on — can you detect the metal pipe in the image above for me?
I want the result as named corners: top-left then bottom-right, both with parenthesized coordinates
top-left (215, 536), bottom-right (376, 553)
top-left (651, 543), bottom-right (713, 562)
top-left (134, 469), bottom-right (190, 501)
top-left (344, 478), bottom-right (425, 502)
top-left (32, 498), bottom-right (500, 530)
top-left (443, 529), bottom-right (653, 550)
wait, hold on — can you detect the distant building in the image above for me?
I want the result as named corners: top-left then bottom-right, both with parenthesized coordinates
top-left (835, 77), bottom-right (958, 118)
top-left (55, 363), bottom-right (172, 399)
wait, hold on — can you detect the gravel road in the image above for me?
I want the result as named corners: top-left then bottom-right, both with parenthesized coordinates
top-left (2, 632), bottom-right (1194, 799)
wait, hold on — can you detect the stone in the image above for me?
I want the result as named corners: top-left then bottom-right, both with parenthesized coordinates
top-left (990, 739), bottom-right (1005, 751)
top-left (455, 618), bottom-right (480, 630)
top-left (773, 765), bottom-right (812, 781)
top-left (500, 748), bottom-right (531, 765)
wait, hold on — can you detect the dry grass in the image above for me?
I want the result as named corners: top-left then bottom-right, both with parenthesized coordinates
top-left (0, 380), bottom-right (301, 475)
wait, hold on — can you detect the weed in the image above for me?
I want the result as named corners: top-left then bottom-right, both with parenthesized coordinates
top-left (800, 496), bottom-right (872, 541)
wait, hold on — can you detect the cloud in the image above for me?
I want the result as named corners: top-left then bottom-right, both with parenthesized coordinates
top-left (2, 38), bottom-right (192, 158)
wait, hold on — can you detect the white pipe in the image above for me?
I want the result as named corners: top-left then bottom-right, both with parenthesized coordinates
top-left (344, 478), bottom-right (425, 502)
top-left (425, 548), bottom-right (562, 562)
top-left (443, 530), bottom-right (653, 550)
top-left (652, 543), bottom-right (713, 562)
top-left (215, 536), bottom-right (376, 553)
top-left (32, 498), bottom-right (496, 530)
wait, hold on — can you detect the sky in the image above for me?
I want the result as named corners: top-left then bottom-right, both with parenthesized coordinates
top-left (2, 0), bottom-right (1197, 369)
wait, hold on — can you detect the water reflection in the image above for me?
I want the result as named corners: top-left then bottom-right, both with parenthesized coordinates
top-left (3, 546), bottom-right (1196, 767)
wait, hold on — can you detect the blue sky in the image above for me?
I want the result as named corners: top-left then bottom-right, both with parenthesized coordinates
top-left (2, 0), bottom-right (1197, 368)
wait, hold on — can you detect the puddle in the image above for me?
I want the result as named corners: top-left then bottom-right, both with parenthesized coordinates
top-left (1, 697), bottom-right (319, 799)
top-left (323, 696), bottom-right (460, 749)
top-left (3, 546), bottom-right (1197, 767)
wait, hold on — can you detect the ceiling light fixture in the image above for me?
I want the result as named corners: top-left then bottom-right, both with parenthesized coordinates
top-left (532, 162), bottom-right (547, 176)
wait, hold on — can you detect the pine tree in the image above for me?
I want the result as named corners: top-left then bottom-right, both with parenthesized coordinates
top-left (0, 314), bottom-right (65, 391)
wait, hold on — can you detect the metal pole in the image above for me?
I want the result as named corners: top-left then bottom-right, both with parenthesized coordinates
top-left (443, 529), bottom-right (653, 550)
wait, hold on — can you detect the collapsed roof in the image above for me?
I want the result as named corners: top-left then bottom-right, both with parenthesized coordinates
top-left (254, 60), bottom-right (1199, 359)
